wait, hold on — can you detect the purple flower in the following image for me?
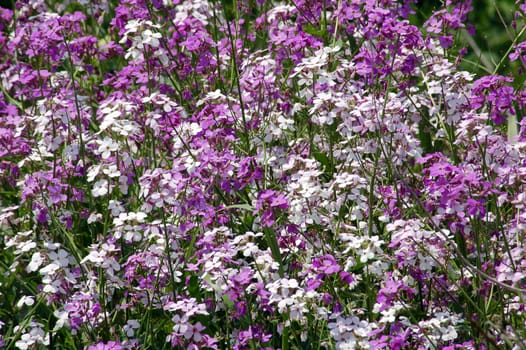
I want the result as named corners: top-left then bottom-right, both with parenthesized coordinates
top-left (509, 41), bottom-right (526, 63)
top-left (35, 205), bottom-right (49, 225)
top-left (255, 190), bottom-right (288, 227)
top-left (48, 184), bottom-right (67, 205)
top-left (87, 341), bottom-right (122, 350)
top-left (339, 271), bottom-right (355, 284)
top-left (377, 278), bottom-right (416, 312)
top-left (234, 325), bottom-right (272, 350)
top-left (438, 35), bottom-right (454, 48)
top-left (471, 75), bottom-right (515, 124)
top-left (312, 254), bottom-right (341, 275)
top-left (321, 292), bottom-right (333, 305)
top-left (466, 198), bottom-right (486, 217)
top-left (305, 277), bottom-right (323, 291)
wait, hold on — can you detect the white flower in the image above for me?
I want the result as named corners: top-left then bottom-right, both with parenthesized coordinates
top-left (289, 301), bottom-right (307, 320)
top-left (114, 119), bottom-right (140, 137)
top-left (123, 226), bottom-right (142, 242)
top-left (27, 252), bottom-right (44, 273)
top-left (171, 314), bottom-right (190, 333)
top-left (53, 310), bottom-right (69, 331)
top-left (128, 211), bottom-right (147, 222)
top-left (183, 322), bottom-right (205, 342)
top-left (108, 200), bottom-right (125, 217)
top-left (120, 19), bottom-right (141, 38)
top-left (39, 262), bottom-right (60, 276)
top-left (344, 235), bottom-right (384, 263)
top-left (92, 179), bottom-right (109, 197)
top-left (64, 143), bottom-right (79, 161)
top-left (81, 244), bottom-right (121, 276)
top-left (205, 89), bottom-right (224, 101)
top-left (86, 164), bottom-right (101, 183)
top-left (81, 250), bottom-right (105, 265)
top-left (96, 137), bottom-right (120, 159)
top-left (120, 20), bottom-right (163, 61)
top-left (16, 296), bottom-right (35, 308)
top-left (441, 325), bottom-right (458, 341)
top-left (15, 333), bottom-right (34, 350)
top-left (48, 249), bottom-right (70, 267)
top-left (118, 175), bottom-right (129, 194)
top-left (14, 322), bottom-right (49, 349)
top-left (102, 164), bottom-right (121, 178)
top-left (418, 311), bottom-right (463, 343)
top-left (379, 303), bottom-right (403, 324)
top-left (15, 240), bottom-right (36, 255)
top-left (87, 212), bottom-right (103, 224)
top-left (141, 29), bottom-right (162, 48)
top-left (123, 319), bottom-right (140, 337)
top-left (99, 109), bottom-right (122, 132)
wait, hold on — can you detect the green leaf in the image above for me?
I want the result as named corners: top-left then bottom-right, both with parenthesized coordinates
top-left (508, 113), bottom-right (518, 143)
top-left (303, 23), bottom-right (326, 39)
top-left (188, 274), bottom-right (201, 300)
top-left (313, 149), bottom-right (334, 179)
top-left (263, 227), bottom-right (284, 277)
top-left (225, 204), bottom-right (255, 211)
top-left (418, 118), bottom-right (434, 154)
top-left (221, 293), bottom-right (234, 309)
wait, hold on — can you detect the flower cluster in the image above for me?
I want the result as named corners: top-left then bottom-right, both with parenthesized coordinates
top-left (2, 0), bottom-right (526, 349)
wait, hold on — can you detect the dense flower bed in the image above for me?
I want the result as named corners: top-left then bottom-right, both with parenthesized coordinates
top-left (2, 0), bottom-right (526, 349)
